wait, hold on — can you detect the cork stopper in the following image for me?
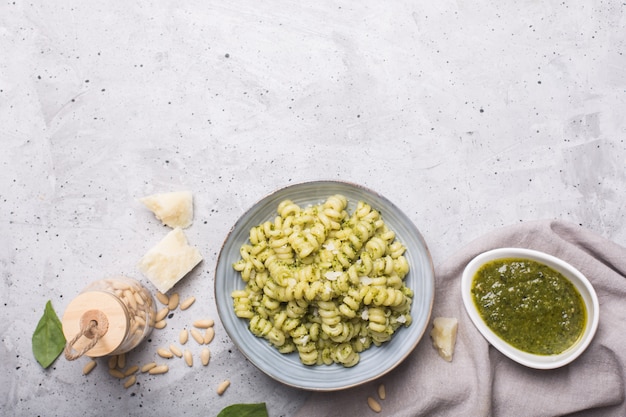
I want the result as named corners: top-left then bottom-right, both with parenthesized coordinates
top-left (62, 291), bottom-right (129, 357)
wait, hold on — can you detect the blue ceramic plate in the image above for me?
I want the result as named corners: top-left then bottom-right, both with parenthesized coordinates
top-left (214, 181), bottom-right (435, 391)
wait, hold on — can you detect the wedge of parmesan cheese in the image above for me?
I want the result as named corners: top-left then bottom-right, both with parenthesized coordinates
top-left (430, 317), bottom-right (458, 362)
top-left (140, 191), bottom-right (193, 229)
top-left (138, 227), bottom-right (202, 293)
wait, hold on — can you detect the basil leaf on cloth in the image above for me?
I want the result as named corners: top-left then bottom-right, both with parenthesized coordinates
top-left (32, 300), bottom-right (66, 368)
top-left (217, 403), bottom-right (268, 417)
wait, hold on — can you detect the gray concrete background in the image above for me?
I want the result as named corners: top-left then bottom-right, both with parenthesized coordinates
top-left (2, 1), bottom-right (625, 416)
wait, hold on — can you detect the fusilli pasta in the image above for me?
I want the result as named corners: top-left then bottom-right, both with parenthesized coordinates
top-left (231, 195), bottom-right (413, 367)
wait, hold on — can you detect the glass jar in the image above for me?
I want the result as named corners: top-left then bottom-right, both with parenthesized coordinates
top-left (62, 276), bottom-right (156, 358)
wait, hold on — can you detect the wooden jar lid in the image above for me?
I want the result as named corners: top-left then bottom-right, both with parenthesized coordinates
top-left (62, 291), bottom-right (129, 357)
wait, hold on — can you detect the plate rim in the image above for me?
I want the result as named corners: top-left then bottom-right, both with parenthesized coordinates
top-left (214, 180), bottom-right (435, 390)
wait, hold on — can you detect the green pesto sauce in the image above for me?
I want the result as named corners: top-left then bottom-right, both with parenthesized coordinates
top-left (471, 258), bottom-right (586, 355)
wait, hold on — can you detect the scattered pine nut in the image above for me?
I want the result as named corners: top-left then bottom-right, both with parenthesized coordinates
top-left (378, 383), bottom-right (386, 400)
top-left (203, 327), bottom-right (215, 344)
top-left (82, 360), bottom-right (97, 375)
top-left (123, 375), bottom-right (137, 389)
top-left (193, 319), bottom-right (214, 329)
top-left (117, 353), bottom-right (126, 369)
top-left (168, 292), bottom-right (180, 310)
top-left (201, 348), bottom-right (210, 366)
top-left (148, 364), bottom-right (169, 375)
top-left (183, 349), bottom-right (193, 367)
top-left (169, 344), bottom-right (183, 358)
top-left (156, 307), bottom-right (169, 322)
top-left (367, 396), bottom-right (382, 413)
top-left (156, 291), bottom-right (169, 306)
top-left (180, 296), bottom-right (196, 310)
top-left (141, 362), bottom-right (157, 373)
top-left (154, 319), bottom-right (167, 329)
top-left (124, 365), bottom-right (139, 376)
top-left (217, 380), bottom-right (230, 395)
top-left (179, 329), bottom-right (189, 345)
top-left (108, 355), bottom-right (118, 369)
top-left (157, 348), bottom-right (174, 359)
top-left (190, 328), bottom-right (205, 345)
top-left (109, 369), bottom-right (125, 379)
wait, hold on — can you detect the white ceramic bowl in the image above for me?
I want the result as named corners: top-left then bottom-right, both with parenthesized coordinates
top-left (215, 180), bottom-right (435, 390)
top-left (461, 248), bottom-right (599, 369)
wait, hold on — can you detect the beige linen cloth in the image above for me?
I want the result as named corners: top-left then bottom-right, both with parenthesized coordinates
top-left (294, 220), bottom-right (626, 416)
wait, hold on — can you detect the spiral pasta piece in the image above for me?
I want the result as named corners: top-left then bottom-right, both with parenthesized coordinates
top-left (231, 194), bottom-right (414, 367)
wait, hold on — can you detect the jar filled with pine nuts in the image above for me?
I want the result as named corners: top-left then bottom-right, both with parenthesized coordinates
top-left (62, 276), bottom-right (156, 359)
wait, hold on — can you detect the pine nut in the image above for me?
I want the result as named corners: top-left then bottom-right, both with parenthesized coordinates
top-left (148, 364), bottom-right (169, 375)
top-left (108, 355), bottom-right (118, 369)
top-left (190, 328), bottom-right (205, 345)
top-left (134, 315), bottom-right (146, 327)
top-left (82, 360), bottom-right (97, 375)
top-left (180, 296), bottom-right (196, 310)
top-left (168, 292), bottom-right (180, 310)
top-left (203, 327), bottom-right (215, 344)
top-left (179, 328), bottom-right (189, 345)
top-left (378, 383), bottom-right (386, 400)
top-left (123, 375), bottom-right (137, 388)
top-left (155, 307), bottom-right (169, 322)
top-left (129, 321), bottom-right (140, 336)
top-left (109, 369), bottom-right (125, 379)
top-left (124, 289), bottom-right (137, 310)
top-left (184, 349), bottom-right (193, 367)
top-left (157, 348), bottom-right (174, 359)
top-left (367, 397), bottom-right (382, 413)
top-left (134, 291), bottom-right (145, 306)
top-left (124, 365), bottom-right (139, 376)
top-left (117, 353), bottom-right (126, 369)
top-left (201, 348), bottom-right (210, 366)
top-left (141, 362), bottom-right (157, 373)
top-left (155, 319), bottom-right (167, 329)
top-left (217, 380), bottom-right (230, 395)
top-left (169, 344), bottom-right (183, 358)
top-left (111, 280), bottom-right (130, 290)
top-left (193, 319), bottom-right (214, 329)
top-left (156, 291), bottom-right (169, 306)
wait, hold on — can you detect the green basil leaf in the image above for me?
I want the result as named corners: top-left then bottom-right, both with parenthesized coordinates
top-left (32, 300), bottom-right (66, 368)
top-left (217, 403), bottom-right (268, 417)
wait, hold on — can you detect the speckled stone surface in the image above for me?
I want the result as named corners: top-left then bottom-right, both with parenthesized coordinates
top-left (1, 1), bottom-right (625, 416)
